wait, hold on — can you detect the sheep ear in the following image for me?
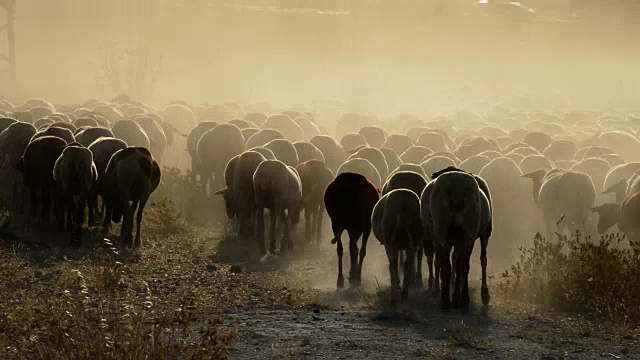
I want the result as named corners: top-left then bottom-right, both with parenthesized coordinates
top-left (214, 188), bottom-right (228, 195)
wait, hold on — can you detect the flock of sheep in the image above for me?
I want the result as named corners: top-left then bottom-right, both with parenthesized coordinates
top-left (1, 95), bottom-right (640, 312)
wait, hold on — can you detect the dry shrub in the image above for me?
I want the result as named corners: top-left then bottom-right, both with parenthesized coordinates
top-left (499, 231), bottom-right (640, 324)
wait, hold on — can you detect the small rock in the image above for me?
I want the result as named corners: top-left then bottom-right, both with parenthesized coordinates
top-left (230, 265), bottom-right (243, 274)
top-left (312, 315), bottom-right (324, 321)
top-left (313, 308), bottom-right (320, 314)
top-left (206, 264), bottom-right (218, 272)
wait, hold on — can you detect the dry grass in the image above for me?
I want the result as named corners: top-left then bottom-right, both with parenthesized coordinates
top-left (499, 230), bottom-right (640, 325)
top-left (0, 169), bottom-right (236, 359)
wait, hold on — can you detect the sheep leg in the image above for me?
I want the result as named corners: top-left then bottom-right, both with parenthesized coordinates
top-left (269, 206), bottom-right (279, 254)
top-left (386, 244), bottom-right (399, 306)
top-left (314, 205), bottom-right (324, 245)
top-left (414, 241), bottom-right (424, 288)
top-left (357, 229), bottom-right (371, 286)
top-left (437, 245), bottom-right (452, 311)
top-left (255, 207), bottom-right (266, 255)
top-left (333, 223), bottom-right (345, 288)
top-left (480, 235), bottom-right (490, 307)
top-left (134, 197), bottom-right (148, 248)
top-left (72, 196), bottom-right (86, 245)
top-left (304, 207), bottom-right (312, 243)
top-left (281, 210), bottom-right (292, 253)
top-left (402, 246), bottom-right (416, 301)
top-left (347, 230), bottom-right (360, 287)
top-left (459, 246), bottom-right (472, 314)
top-left (452, 247), bottom-right (460, 309)
top-left (120, 200), bottom-right (134, 248)
top-left (101, 200), bottom-right (113, 234)
top-left (336, 236), bottom-right (344, 289)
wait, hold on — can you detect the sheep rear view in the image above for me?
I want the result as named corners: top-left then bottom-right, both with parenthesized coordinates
top-left (324, 172), bottom-right (380, 288)
top-left (102, 147), bottom-right (161, 248)
top-left (296, 160), bottom-right (334, 244)
top-left (421, 168), bottom-right (492, 313)
top-left (253, 160), bottom-right (303, 255)
top-left (372, 189), bottom-right (422, 305)
top-left (53, 145), bottom-right (98, 244)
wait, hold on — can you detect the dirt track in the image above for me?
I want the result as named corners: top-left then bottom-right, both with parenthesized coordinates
top-left (212, 234), bottom-right (638, 360)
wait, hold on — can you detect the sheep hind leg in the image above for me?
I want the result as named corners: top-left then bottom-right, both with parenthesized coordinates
top-left (386, 244), bottom-right (399, 306)
top-left (437, 245), bottom-right (452, 311)
top-left (120, 200), bottom-right (134, 249)
top-left (332, 224), bottom-right (345, 288)
top-left (402, 246), bottom-right (416, 301)
top-left (269, 206), bottom-right (279, 254)
top-left (480, 235), bottom-right (490, 307)
top-left (451, 247), bottom-right (460, 309)
top-left (356, 228), bottom-right (371, 286)
top-left (347, 229), bottom-right (360, 287)
top-left (134, 197), bottom-right (148, 248)
top-left (281, 210), bottom-right (292, 253)
top-left (314, 205), bottom-right (324, 245)
top-left (255, 207), bottom-right (266, 255)
top-left (459, 247), bottom-right (473, 315)
top-left (414, 242), bottom-right (424, 288)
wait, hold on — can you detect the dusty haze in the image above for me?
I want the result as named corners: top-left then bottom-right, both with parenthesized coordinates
top-left (2, 1), bottom-right (639, 113)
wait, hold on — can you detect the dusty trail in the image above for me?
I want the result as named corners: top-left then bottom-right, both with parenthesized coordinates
top-left (212, 232), bottom-right (637, 360)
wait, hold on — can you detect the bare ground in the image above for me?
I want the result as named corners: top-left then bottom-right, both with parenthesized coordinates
top-left (1, 206), bottom-right (639, 359)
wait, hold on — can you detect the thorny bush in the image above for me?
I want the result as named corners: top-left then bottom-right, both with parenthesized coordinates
top-left (499, 231), bottom-right (640, 324)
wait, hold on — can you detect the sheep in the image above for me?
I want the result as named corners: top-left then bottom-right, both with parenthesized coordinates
top-left (336, 113), bottom-right (369, 139)
top-left (75, 127), bottom-right (114, 147)
top-left (264, 139), bottom-right (299, 167)
top-left (102, 147), bottom-right (161, 248)
top-left (340, 133), bottom-right (368, 152)
top-left (381, 170), bottom-right (428, 287)
top-left (134, 116), bottom-right (168, 163)
top-left (241, 128), bottom-right (260, 144)
top-left (248, 146), bottom-right (276, 160)
top-left (388, 163), bottom-right (427, 179)
top-left (186, 121), bottom-right (218, 184)
top-left (416, 131), bottom-right (450, 152)
top-left (294, 116), bottom-right (321, 140)
top-left (19, 136), bottom-right (68, 227)
top-left (379, 147), bottom-right (402, 173)
top-left (400, 146), bottom-right (433, 164)
top-left (261, 114), bottom-right (304, 142)
top-left (478, 150), bottom-right (502, 160)
top-left (555, 160), bottom-right (577, 170)
top-left (522, 169), bottom-right (597, 239)
top-left (309, 135), bottom-right (346, 172)
top-left (571, 157), bottom-right (611, 196)
top-left (337, 158), bottom-right (382, 189)
top-left (592, 184), bottom-right (640, 241)
top-left (382, 134), bottom-right (413, 155)
top-left (602, 163), bottom-right (640, 202)
top-left (296, 160), bottom-right (334, 244)
top-left (574, 146), bottom-right (616, 161)
top-left (245, 129), bottom-right (286, 149)
top-left (324, 172), bottom-right (380, 287)
top-left (229, 119), bottom-right (254, 129)
top-left (372, 189), bottom-right (422, 305)
top-left (519, 154), bottom-right (554, 174)
top-left (421, 156), bottom-right (457, 180)
top-left (0, 117), bottom-right (16, 133)
top-left (420, 167), bottom-right (492, 313)
top-left (293, 141), bottom-right (325, 163)
top-left (244, 112), bottom-right (267, 127)
top-left (597, 131), bottom-right (640, 162)
top-left (454, 137), bottom-right (500, 161)
top-left (53, 145), bottom-right (98, 243)
top-left (73, 117), bottom-right (100, 128)
top-left (49, 121), bottom-right (77, 133)
top-left (602, 153), bottom-right (625, 167)
top-left (253, 160), bottom-right (303, 254)
top-left (160, 104), bottom-right (196, 135)
top-left (347, 147), bottom-right (389, 182)
top-left (87, 137), bottom-right (128, 224)
top-left (112, 119), bottom-right (151, 149)
top-left (31, 126), bottom-right (75, 144)
top-left (196, 123), bottom-right (245, 195)
top-left (358, 126), bottom-right (386, 148)
top-left (216, 150), bottom-right (267, 236)
top-left (33, 118), bottom-right (54, 129)
top-left (0, 122), bottom-right (37, 212)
